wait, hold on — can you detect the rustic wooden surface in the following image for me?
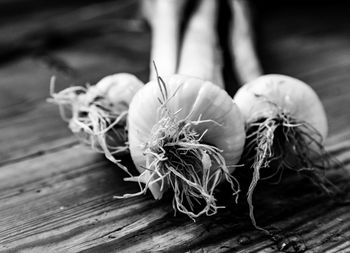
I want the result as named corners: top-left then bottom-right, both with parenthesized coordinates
top-left (1, 0), bottom-right (350, 252)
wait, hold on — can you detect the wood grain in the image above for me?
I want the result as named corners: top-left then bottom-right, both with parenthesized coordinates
top-left (1, 0), bottom-right (350, 252)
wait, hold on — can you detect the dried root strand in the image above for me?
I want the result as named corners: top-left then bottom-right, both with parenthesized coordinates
top-left (48, 77), bottom-right (130, 173)
top-left (244, 110), bottom-right (338, 230)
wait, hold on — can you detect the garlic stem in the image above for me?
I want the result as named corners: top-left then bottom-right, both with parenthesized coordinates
top-left (178, 0), bottom-right (224, 88)
top-left (230, 0), bottom-right (262, 85)
top-left (143, 0), bottom-right (185, 80)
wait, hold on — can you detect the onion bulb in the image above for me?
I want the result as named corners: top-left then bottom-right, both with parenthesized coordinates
top-left (234, 74), bottom-right (333, 228)
top-left (122, 74), bottom-right (245, 219)
top-left (49, 73), bottom-right (143, 170)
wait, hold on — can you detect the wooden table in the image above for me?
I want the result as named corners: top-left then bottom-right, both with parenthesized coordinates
top-left (1, 0), bottom-right (350, 252)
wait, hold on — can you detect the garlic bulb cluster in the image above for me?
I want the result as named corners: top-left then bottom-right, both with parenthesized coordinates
top-left (50, 0), bottom-right (331, 222)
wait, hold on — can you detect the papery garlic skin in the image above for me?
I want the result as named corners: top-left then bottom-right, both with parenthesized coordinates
top-left (234, 74), bottom-right (328, 142)
top-left (86, 73), bottom-right (144, 113)
top-left (128, 74), bottom-right (245, 199)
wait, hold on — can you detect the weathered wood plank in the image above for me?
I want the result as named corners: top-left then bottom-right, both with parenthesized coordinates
top-left (0, 145), bottom-right (156, 251)
top-left (0, 131), bottom-right (349, 252)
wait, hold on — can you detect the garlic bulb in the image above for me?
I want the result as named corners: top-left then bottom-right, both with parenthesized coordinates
top-left (50, 73), bottom-right (143, 169)
top-left (234, 74), bottom-right (327, 140)
top-left (234, 74), bottom-right (330, 229)
top-left (125, 74), bottom-right (245, 218)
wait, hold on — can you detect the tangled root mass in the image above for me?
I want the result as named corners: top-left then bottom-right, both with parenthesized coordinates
top-left (48, 77), bottom-right (130, 172)
top-left (117, 73), bottom-right (240, 220)
top-left (244, 108), bottom-right (338, 230)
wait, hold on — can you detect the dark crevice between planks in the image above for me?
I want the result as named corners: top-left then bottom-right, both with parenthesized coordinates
top-left (33, 53), bottom-right (78, 77)
top-left (0, 140), bottom-right (79, 167)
